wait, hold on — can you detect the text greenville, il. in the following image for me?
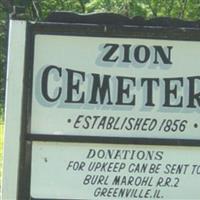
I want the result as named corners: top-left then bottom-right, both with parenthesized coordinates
top-left (36, 43), bottom-right (200, 110)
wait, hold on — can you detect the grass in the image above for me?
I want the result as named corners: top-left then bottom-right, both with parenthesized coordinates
top-left (0, 119), bottom-right (3, 170)
top-left (0, 122), bottom-right (3, 199)
top-left (0, 104), bottom-right (4, 195)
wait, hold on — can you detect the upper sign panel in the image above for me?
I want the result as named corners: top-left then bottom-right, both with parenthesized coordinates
top-left (31, 34), bottom-right (200, 139)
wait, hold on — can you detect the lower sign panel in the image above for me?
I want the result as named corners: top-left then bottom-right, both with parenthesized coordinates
top-left (31, 142), bottom-right (200, 199)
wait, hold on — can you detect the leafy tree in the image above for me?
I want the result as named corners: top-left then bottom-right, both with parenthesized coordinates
top-left (0, 3), bottom-right (8, 112)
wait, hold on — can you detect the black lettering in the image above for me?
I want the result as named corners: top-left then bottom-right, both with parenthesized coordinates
top-left (116, 76), bottom-right (135, 105)
top-left (87, 149), bottom-right (96, 159)
top-left (103, 43), bottom-right (119, 62)
top-left (65, 68), bottom-right (85, 103)
top-left (122, 44), bottom-right (131, 63)
top-left (155, 151), bottom-right (163, 161)
top-left (41, 65), bottom-right (62, 102)
top-left (187, 76), bottom-right (200, 108)
top-left (89, 74), bottom-right (112, 104)
top-left (141, 78), bottom-right (160, 106)
top-left (163, 77), bottom-right (183, 107)
top-left (83, 116), bottom-right (91, 129)
top-left (153, 46), bottom-right (173, 64)
top-left (134, 45), bottom-right (150, 63)
top-left (74, 115), bottom-right (83, 128)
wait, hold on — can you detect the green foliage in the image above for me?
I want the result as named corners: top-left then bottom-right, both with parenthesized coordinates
top-left (0, 103), bottom-right (3, 122)
top-left (1, 0), bottom-right (199, 20)
top-left (0, 5), bottom-right (7, 112)
top-left (37, 0), bottom-right (89, 19)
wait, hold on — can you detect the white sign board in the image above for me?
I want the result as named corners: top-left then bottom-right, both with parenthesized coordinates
top-left (31, 142), bottom-right (200, 199)
top-left (31, 34), bottom-right (200, 139)
top-left (3, 16), bottom-right (200, 200)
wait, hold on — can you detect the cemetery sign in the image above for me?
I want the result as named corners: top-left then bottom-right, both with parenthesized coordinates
top-left (2, 12), bottom-right (200, 199)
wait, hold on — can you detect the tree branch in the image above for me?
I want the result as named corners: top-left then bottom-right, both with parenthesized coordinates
top-left (78, 0), bottom-right (85, 13)
top-left (146, 0), bottom-right (158, 17)
top-left (179, 0), bottom-right (188, 19)
top-left (1, 0), bottom-right (13, 13)
top-left (166, 0), bottom-right (174, 16)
